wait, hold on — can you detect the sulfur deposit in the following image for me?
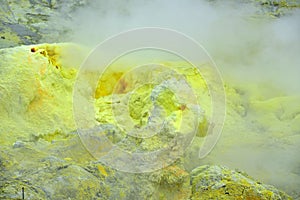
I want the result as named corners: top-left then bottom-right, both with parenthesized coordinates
top-left (0, 43), bottom-right (297, 199)
top-left (190, 165), bottom-right (292, 200)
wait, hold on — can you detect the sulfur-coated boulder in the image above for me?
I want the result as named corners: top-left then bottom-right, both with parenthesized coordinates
top-left (190, 165), bottom-right (292, 200)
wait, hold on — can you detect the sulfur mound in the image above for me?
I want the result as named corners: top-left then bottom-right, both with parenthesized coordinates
top-left (0, 43), bottom-right (87, 145)
top-left (190, 165), bottom-right (292, 200)
top-left (0, 43), bottom-right (297, 199)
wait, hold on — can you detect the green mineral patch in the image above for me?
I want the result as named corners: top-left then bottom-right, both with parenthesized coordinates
top-left (190, 165), bottom-right (292, 200)
top-left (129, 84), bottom-right (154, 125)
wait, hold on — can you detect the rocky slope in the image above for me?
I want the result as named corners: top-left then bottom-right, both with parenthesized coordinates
top-left (1, 0), bottom-right (300, 199)
top-left (0, 43), bottom-right (297, 199)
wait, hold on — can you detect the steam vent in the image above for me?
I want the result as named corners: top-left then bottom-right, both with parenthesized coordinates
top-left (1, 1), bottom-right (300, 200)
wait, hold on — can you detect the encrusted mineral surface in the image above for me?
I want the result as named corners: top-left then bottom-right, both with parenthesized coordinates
top-left (0, 43), bottom-right (298, 199)
top-left (190, 165), bottom-right (292, 200)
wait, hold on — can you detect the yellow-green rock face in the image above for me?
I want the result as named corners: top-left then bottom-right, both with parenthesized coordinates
top-left (191, 165), bottom-right (292, 200)
top-left (0, 43), bottom-right (84, 145)
top-left (1, 0), bottom-right (300, 198)
top-left (0, 43), bottom-right (297, 199)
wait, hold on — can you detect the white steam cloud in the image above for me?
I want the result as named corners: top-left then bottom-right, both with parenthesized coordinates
top-left (51, 0), bottom-right (300, 197)
top-left (57, 0), bottom-right (300, 94)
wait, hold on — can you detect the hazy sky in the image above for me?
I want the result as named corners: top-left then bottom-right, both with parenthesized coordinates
top-left (53, 0), bottom-right (300, 94)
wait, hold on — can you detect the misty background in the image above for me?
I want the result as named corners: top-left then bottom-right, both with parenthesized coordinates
top-left (46, 0), bottom-right (300, 197)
